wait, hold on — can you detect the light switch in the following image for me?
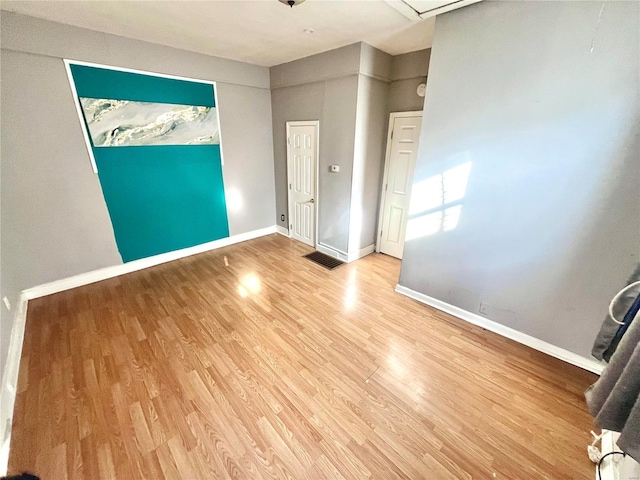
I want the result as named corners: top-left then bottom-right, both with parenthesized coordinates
top-left (330, 165), bottom-right (340, 173)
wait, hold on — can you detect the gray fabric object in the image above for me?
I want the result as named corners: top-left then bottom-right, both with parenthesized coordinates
top-left (586, 311), bottom-right (640, 462)
top-left (592, 265), bottom-right (640, 361)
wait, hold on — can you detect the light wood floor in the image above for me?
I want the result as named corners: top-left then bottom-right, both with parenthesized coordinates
top-left (9, 234), bottom-right (597, 479)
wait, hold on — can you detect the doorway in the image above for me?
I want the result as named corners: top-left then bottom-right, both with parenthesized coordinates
top-left (286, 121), bottom-right (319, 247)
top-left (377, 112), bottom-right (423, 259)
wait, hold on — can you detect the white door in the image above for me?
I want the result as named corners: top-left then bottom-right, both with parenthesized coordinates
top-left (287, 122), bottom-right (318, 247)
top-left (378, 113), bottom-right (423, 259)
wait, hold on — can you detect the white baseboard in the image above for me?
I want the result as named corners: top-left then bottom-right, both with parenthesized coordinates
top-left (0, 294), bottom-right (28, 476)
top-left (316, 243), bottom-right (349, 263)
top-left (347, 244), bottom-right (375, 263)
top-left (23, 226), bottom-right (277, 300)
top-left (395, 284), bottom-right (605, 375)
top-left (276, 225), bottom-right (289, 237)
top-left (316, 243), bottom-right (375, 264)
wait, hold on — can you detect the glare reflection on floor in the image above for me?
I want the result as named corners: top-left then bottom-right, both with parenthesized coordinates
top-left (238, 273), bottom-right (261, 297)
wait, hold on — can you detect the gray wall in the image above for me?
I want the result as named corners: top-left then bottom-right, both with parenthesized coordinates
top-left (270, 81), bottom-right (325, 231)
top-left (270, 76), bottom-right (359, 252)
top-left (271, 44), bottom-right (362, 253)
top-left (351, 75), bottom-right (390, 251)
top-left (0, 13), bottom-right (276, 377)
top-left (217, 82), bottom-right (277, 236)
top-left (270, 43), bottom-right (361, 89)
top-left (271, 42), bottom-right (393, 254)
top-left (399, 1), bottom-right (640, 359)
top-left (318, 76), bottom-right (360, 252)
top-left (389, 49), bottom-right (431, 113)
top-left (360, 43), bottom-right (392, 81)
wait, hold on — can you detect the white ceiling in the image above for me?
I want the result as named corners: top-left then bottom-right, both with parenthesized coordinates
top-left (1, 0), bottom-right (437, 67)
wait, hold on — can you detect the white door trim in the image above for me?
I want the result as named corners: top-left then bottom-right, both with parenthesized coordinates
top-left (376, 111), bottom-right (423, 253)
top-left (286, 120), bottom-right (320, 247)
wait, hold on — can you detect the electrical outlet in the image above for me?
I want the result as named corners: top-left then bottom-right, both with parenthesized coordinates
top-left (3, 296), bottom-right (11, 311)
top-left (281, 214), bottom-right (285, 221)
top-left (479, 302), bottom-right (489, 316)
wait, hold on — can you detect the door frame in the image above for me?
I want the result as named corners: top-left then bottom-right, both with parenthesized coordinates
top-left (286, 120), bottom-right (320, 247)
top-left (376, 111), bottom-right (423, 254)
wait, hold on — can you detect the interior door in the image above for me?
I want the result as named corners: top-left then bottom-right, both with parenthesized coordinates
top-left (287, 123), bottom-right (317, 247)
top-left (378, 113), bottom-right (423, 259)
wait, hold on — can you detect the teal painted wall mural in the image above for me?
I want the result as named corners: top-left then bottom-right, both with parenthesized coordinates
top-left (69, 63), bottom-right (229, 262)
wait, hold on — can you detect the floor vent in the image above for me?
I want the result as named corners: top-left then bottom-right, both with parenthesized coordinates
top-left (304, 251), bottom-right (345, 270)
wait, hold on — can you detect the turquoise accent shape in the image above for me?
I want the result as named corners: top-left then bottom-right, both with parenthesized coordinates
top-left (94, 146), bottom-right (229, 262)
top-left (69, 63), bottom-right (229, 262)
top-left (69, 64), bottom-right (215, 106)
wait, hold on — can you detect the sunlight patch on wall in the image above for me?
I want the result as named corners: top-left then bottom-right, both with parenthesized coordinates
top-left (406, 205), bottom-right (463, 241)
top-left (410, 161), bottom-right (471, 215)
top-left (226, 188), bottom-right (244, 213)
top-left (406, 161), bottom-right (471, 240)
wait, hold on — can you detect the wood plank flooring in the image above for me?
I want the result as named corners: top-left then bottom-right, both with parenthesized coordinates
top-left (8, 234), bottom-right (597, 479)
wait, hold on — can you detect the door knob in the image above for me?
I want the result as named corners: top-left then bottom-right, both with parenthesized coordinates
top-left (309, 198), bottom-right (315, 204)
